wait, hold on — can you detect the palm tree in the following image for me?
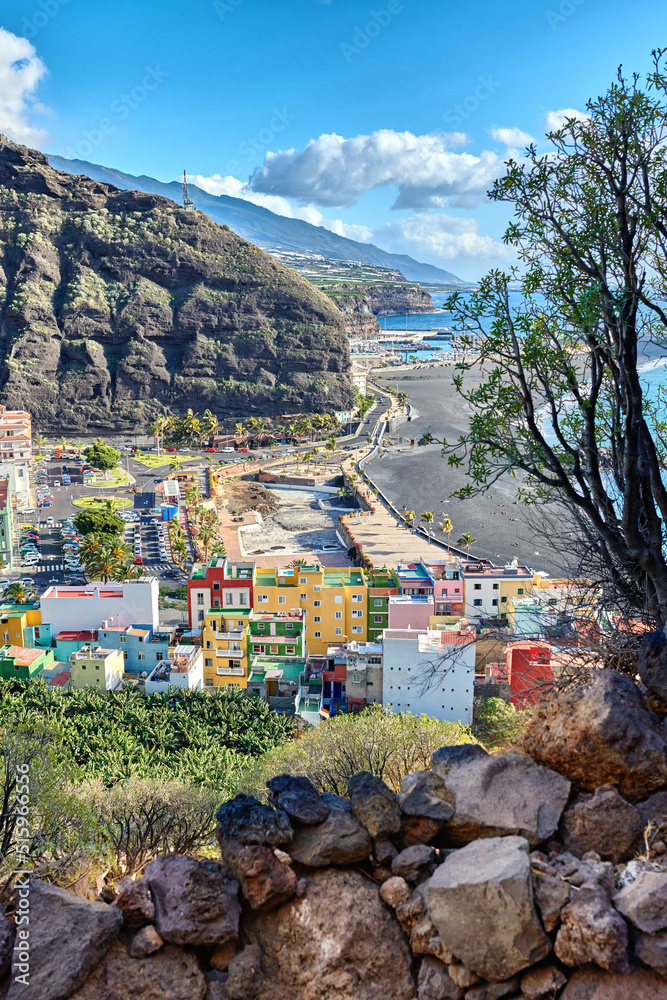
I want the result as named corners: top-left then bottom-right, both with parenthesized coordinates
top-left (169, 457), bottom-right (181, 475)
top-left (201, 409), bottom-right (220, 448)
top-left (438, 517), bottom-right (454, 550)
top-left (33, 433), bottom-right (46, 456)
top-left (57, 435), bottom-right (69, 453)
top-left (148, 415), bottom-right (169, 458)
top-left (421, 511), bottom-right (434, 544)
top-left (199, 525), bottom-right (215, 561)
top-left (404, 510), bottom-right (415, 532)
top-left (234, 422), bottom-right (246, 442)
top-left (457, 532), bottom-right (477, 558)
top-left (5, 583), bottom-right (27, 604)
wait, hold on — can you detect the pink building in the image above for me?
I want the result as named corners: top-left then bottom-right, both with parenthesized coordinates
top-left (388, 595), bottom-right (434, 631)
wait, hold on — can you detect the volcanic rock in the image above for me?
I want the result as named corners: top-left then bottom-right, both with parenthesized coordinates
top-left (144, 855), bottom-right (240, 946)
top-left (559, 785), bottom-right (644, 863)
top-left (266, 774), bottom-right (329, 825)
top-left (347, 771), bottom-right (402, 839)
top-left (287, 792), bottom-right (372, 866)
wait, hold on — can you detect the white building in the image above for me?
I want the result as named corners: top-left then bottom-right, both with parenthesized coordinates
top-left (0, 404), bottom-right (32, 509)
top-left (144, 645), bottom-right (203, 694)
top-left (39, 579), bottom-right (160, 636)
top-left (381, 628), bottom-right (476, 723)
top-left (463, 562), bottom-right (534, 619)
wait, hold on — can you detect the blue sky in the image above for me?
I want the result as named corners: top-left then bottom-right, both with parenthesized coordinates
top-left (1, 0), bottom-right (665, 279)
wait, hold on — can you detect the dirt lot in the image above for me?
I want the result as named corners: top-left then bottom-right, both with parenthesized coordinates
top-left (224, 479), bottom-right (279, 516)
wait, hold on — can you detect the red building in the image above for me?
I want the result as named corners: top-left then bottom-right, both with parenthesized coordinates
top-left (187, 558), bottom-right (254, 629)
top-left (491, 640), bottom-right (553, 708)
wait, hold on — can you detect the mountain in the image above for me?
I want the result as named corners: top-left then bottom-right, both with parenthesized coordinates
top-left (0, 137), bottom-right (353, 433)
top-left (46, 154), bottom-right (465, 286)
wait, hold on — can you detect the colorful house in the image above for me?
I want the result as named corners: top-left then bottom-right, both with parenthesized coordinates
top-left (382, 627), bottom-right (476, 723)
top-left (144, 645), bottom-right (203, 693)
top-left (0, 480), bottom-right (13, 570)
top-left (388, 595), bottom-right (434, 631)
top-left (0, 644), bottom-right (53, 680)
top-left (69, 645), bottom-right (124, 691)
top-left (491, 640), bottom-right (553, 708)
top-left (421, 559), bottom-right (465, 616)
top-left (40, 580), bottom-right (160, 634)
top-left (248, 611), bottom-right (305, 658)
top-left (0, 602), bottom-right (41, 647)
top-left (201, 608), bottom-right (250, 689)
top-left (188, 558), bottom-right (254, 628)
top-left (54, 630), bottom-right (99, 661)
top-left (462, 561), bottom-right (533, 619)
top-left (96, 624), bottom-right (174, 674)
top-left (365, 568), bottom-right (399, 642)
top-left (344, 641), bottom-right (383, 710)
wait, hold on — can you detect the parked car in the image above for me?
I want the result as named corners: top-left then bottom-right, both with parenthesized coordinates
top-left (53, 481), bottom-right (61, 487)
top-left (134, 556), bottom-right (143, 565)
top-left (20, 578), bottom-right (34, 586)
top-left (166, 446), bottom-right (176, 452)
top-left (46, 517), bottom-right (54, 525)
top-left (205, 448), bottom-right (216, 453)
top-left (222, 447), bottom-right (235, 453)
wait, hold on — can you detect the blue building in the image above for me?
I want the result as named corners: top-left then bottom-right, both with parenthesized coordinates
top-left (96, 623), bottom-right (174, 674)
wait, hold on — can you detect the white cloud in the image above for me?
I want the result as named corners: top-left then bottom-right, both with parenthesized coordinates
top-left (0, 29), bottom-right (49, 145)
top-left (543, 107), bottom-right (589, 132)
top-left (248, 129), bottom-right (500, 210)
top-left (490, 126), bottom-right (535, 147)
top-left (186, 172), bottom-right (324, 225)
top-left (370, 213), bottom-right (514, 274)
top-left (322, 219), bottom-right (374, 242)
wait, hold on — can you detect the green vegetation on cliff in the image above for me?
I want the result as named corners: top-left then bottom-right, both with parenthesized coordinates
top-left (0, 138), bottom-right (353, 431)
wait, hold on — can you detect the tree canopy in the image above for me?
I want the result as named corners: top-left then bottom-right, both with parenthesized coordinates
top-left (84, 440), bottom-right (119, 472)
top-left (440, 54), bottom-right (667, 625)
top-left (73, 509), bottom-right (124, 538)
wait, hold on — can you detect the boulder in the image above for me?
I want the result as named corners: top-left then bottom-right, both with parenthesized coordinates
top-left (555, 868), bottom-right (629, 974)
top-left (227, 944), bottom-right (262, 1000)
top-left (7, 879), bottom-right (123, 1000)
top-left (380, 876), bottom-right (411, 908)
top-left (463, 981), bottom-right (517, 1000)
top-left (0, 912), bottom-right (15, 978)
top-left (559, 785), bottom-right (644, 863)
top-left (522, 670), bottom-right (667, 802)
top-left (69, 941), bottom-right (206, 1000)
top-left (430, 747), bottom-right (570, 846)
top-left (216, 794), bottom-right (293, 845)
top-left (636, 629), bottom-right (667, 716)
top-left (217, 837), bottom-right (297, 910)
top-left (634, 929), bottom-right (667, 970)
top-left (128, 925), bottom-right (163, 958)
top-left (560, 966), bottom-right (667, 999)
top-left (425, 835), bottom-right (551, 981)
top-left (266, 774), bottom-right (330, 825)
top-left (287, 793), bottom-right (372, 866)
top-left (145, 855), bottom-right (240, 946)
top-left (375, 839), bottom-right (399, 866)
top-left (111, 877), bottom-right (155, 929)
top-left (347, 772), bottom-right (402, 839)
top-left (398, 814), bottom-right (444, 849)
top-left (243, 868), bottom-right (415, 1000)
top-left (613, 870), bottom-right (667, 933)
top-left (399, 771), bottom-right (455, 821)
top-left (520, 964), bottom-right (567, 999)
top-left (637, 790), bottom-right (667, 829)
top-left (532, 872), bottom-right (571, 932)
top-left (391, 845), bottom-right (438, 883)
top-left (416, 957), bottom-right (464, 1000)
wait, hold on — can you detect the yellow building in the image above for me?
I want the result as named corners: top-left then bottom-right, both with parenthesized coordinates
top-left (201, 608), bottom-right (250, 689)
top-left (253, 565), bottom-right (367, 656)
top-left (69, 645), bottom-right (124, 691)
top-left (0, 602), bottom-right (41, 647)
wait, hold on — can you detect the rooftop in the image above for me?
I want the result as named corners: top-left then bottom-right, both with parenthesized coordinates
top-left (71, 645), bottom-right (120, 662)
top-left (463, 562), bottom-right (533, 578)
top-left (0, 645), bottom-right (45, 666)
top-left (396, 563), bottom-right (433, 581)
top-left (250, 658), bottom-right (306, 681)
top-left (55, 630), bottom-right (99, 642)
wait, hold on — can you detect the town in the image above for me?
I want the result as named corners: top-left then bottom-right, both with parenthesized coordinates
top-left (0, 398), bottom-right (588, 727)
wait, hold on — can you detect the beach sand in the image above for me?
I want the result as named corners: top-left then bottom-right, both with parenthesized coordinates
top-left (371, 366), bottom-right (578, 577)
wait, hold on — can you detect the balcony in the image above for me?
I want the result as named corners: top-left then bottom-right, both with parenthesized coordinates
top-left (216, 647), bottom-right (242, 655)
top-left (216, 666), bottom-right (245, 676)
top-left (214, 631), bottom-right (243, 641)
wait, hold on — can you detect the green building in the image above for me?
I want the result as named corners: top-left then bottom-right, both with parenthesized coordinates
top-left (0, 644), bottom-right (54, 680)
top-left (365, 568), bottom-right (400, 642)
top-left (248, 611), bottom-right (305, 658)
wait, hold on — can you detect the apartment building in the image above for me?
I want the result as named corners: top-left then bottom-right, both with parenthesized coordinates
top-left (365, 568), bottom-right (399, 642)
top-left (187, 558), bottom-right (254, 627)
top-left (145, 645), bottom-right (203, 694)
top-left (40, 580), bottom-right (160, 634)
top-left (201, 607), bottom-right (250, 689)
top-left (0, 644), bottom-right (53, 681)
top-left (421, 559), bottom-right (465, 615)
top-left (253, 564), bottom-right (367, 656)
top-left (0, 480), bottom-right (13, 570)
top-left (462, 561), bottom-right (533, 619)
top-left (69, 645), bottom-right (124, 691)
top-left (0, 601), bottom-right (41, 647)
top-left (382, 627), bottom-right (476, 723)
top-left (344, 641), bottom-right (383, 710)
top-left (0, 405), bottom-right (31, 509)
top-left (97, 623), bottom-right (174, 674)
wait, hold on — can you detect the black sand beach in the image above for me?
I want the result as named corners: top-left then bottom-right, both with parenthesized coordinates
top-left (371, 367), bottom-right (578, 578)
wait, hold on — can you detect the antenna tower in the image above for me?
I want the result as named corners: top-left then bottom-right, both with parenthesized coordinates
top-left (182, 170), bottom-right (194, 211)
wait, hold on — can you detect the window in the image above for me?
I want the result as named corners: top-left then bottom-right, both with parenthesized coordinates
top-left (300, 594), bottom-right (307, 601)
top-left (213, 598), bottom-right (220, 608)
top-left (239, 594), bottom-right (247, 606)
top-left (313, 616), bottom-right (321, 623)
top-left (313, 584), bottom-right (321, 592)
top-left (473, 599), bottom-right (482, 607)
top-left (2, 633), bottom-right (7, 642)
top-left (313, 600), bottom-right (321, 607)
top-left (334, 596), bottom-right (342, 604)
top-left (205, 678), bottom-right (213, 686)
top-left (278, 596), bottom-right (286, 605)
top-left (257, 594), bottom-right (268, 603)
top-left (213, 581), bottom-right (220, 591)
top-left (473, 584), bottom-right (481, 591)
top-left (81, 664), bottom-right (86, 670)
top-left (374, 599), bottom-right (383, 606)
top-left (257, 623), bottom-right (266, 630)
top-left (253, 645), bottom-right (265, 654)
top-left (335, 627), bottom-right (343, 636)
top-left (352, 594), bottom-right (362, 603)
top-left (197, 594), bottom-right (205, 605)
top-left (230, 660), bottom-right (241, 669)
top-left (285, 623), bottom-right (293, 631)
top-left (156, 653), bottom-right (163, 662)
top-left (237, 621), bottom-right (244, 629)
top-left (454, 587), bottom-right (460, 593)
top-left (205, 658), bottom-right (213, 667)
top-left (119, 634), bottom-right (127, 644)
top-left (492, 599), bottom-right (499, 607)
top-left (198, 610), bottom-right (205, 622)
top-left (501, 596), bottom-right (507, 603)
top-left (299, 577), bottom-right (307, 585)
top-left (518, 588), bottom-right (524, 595)
top-left (335, 611), bottom-right (342, 620)
top-left (492, 583), bottom-right (499, 590)
top-left (352, 609), bottom-right (363, 618)
top-left (270, 645), bottom-right (278, 654)
top-left (313, 631), bottom-right (321, 638)
top-left (226, 593), bottom-right (233, 605)
top-left (352, 626), bottom-right (363, 634)
top-left (374, 615), bottom-right (383, 623)
top-left (138, 652), bottom-right (145, 661)
top-left (369, 656), bottom-right (382, 665)
top-left (123, 652), bottom-right (128, 660)
top-left (206, 640), bottom-right (213, 649)
top-left (352, 673), bottom-right (361, 684)
top-left (96, 665), bottom-right (100, 671)
top-left (285, 647), bottom-right (295, 655)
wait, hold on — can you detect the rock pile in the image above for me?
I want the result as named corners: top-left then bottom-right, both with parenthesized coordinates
top-left (6, 669), bottom-right (667, 999)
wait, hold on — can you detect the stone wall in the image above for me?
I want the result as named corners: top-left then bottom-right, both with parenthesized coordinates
top-left (5, 669), bottom-right (667, 999)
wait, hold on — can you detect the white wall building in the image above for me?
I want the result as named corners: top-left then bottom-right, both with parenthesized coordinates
top-left (381, 628), bottom-right (476, 723)
top-left (39, 579), bottom-right (160, 636)
top-left (463, 562), bottom-right (533, 618)
top-left (144, 645), bottom-right (203, 694)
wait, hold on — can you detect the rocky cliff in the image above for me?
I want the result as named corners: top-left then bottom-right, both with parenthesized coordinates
top-left (325, 283), bottom-right (434, 337)
top-left (0, 137), bottom-right (353, 432)
top-left (9, 668), bottom-right (667, 1000)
